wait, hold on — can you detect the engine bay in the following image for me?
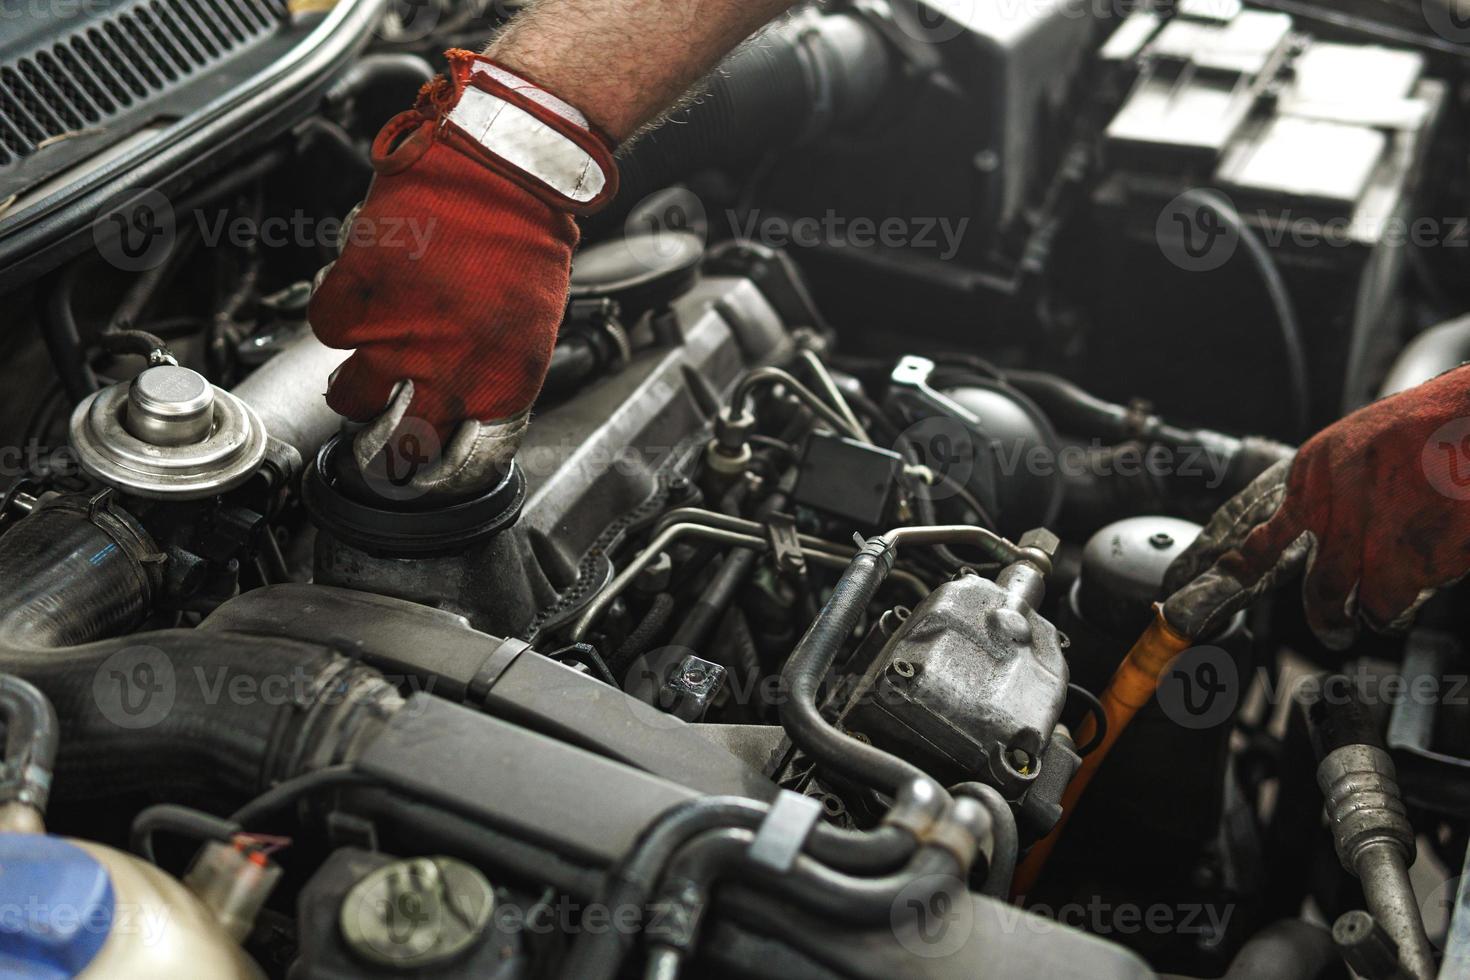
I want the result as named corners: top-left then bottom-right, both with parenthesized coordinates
top-left (2, 0), bottom-right (1470, 977)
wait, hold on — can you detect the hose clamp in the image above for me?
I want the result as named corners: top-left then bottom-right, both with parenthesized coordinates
top-left (747, 791), bottom-right (824, 874)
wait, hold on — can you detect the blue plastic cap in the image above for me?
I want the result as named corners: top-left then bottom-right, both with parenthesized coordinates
top-left (0, 833), bottom-right (114, 980)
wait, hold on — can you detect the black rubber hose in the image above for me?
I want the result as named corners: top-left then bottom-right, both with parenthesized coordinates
top-left (1223, 920), bottom-right (1337, 980)
top-left (0, 498), bottom-right (399, 803)
top-left (38, 266), bottom-right (99, 403)
top-left (951, 781), bottom-right (1017, 899)
top-left (761, 838), bottom-right (963, 923)
top-left (1003, 370), bottom-right (1135, 442)
top-left (0, 497), bottom-right (158, 648)
top-left (646, 796), bottom-right (984, 974)
top-left (4, 634), bottom-right (396, 804)
top-left (1163, 919), bottom-right (1338, 980)
top-left (670, 548), bottom-right (758, 653)
top-left (779, 537), bottom-right (938, 796)
top-left (669, 487), bottom-right (790, 655)
top-left (130, 804), bottom-right (240, 864)
top-left (611, 592), bottom-right (677, 677)
top-left (323, 51), bottom-right (436, 124)
top-left (644, 826), bottom-right (965, 975)
top-left (94, 329), bottom-right (172, 361)
top-left (1177, 189), bottom-right (1311, 439)
top-left (540, 333), bottom-right (604, 401)
top-left (557, 792), bottom-right (923, 980)
top-left (0, 675), bottom-right (59, 817)
top-left (606, 13), bottom-right (893, 222)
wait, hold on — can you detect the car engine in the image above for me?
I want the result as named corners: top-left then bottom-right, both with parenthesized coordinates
top-left (1, 0), bottom-right (1468, 977)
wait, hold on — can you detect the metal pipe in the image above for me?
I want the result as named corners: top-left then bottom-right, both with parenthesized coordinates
top-left (796, 349), bottom-right (867, 440)
top-left (587, 510), bottom-right (933, 644)
top-left (653, 507), bottom-right (857, 562)
top-left (231, 331), bottom-right (350, 480)
top-left (570, 524), bottom-right (770, 641)
top-left (1354, 843), bottom-right (1434, 980)
top-left (729, 367), bottom-right (867, 443)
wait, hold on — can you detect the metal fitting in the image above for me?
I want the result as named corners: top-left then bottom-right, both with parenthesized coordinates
top-left (1316, 744), bottom-right (1415, 873)
top-left (1316, 744), bottom-right (1433, 980)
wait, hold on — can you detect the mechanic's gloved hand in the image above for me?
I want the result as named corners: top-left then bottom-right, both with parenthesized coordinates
top-left (309, 49), bottom-right (618, 495)
top-left (1163, 364), bottom-right (1470, 647)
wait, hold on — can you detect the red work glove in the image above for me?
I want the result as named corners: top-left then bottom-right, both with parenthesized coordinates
top-left (309, 49), bottom-right (618, 493)
top-left (1163, 364), bottom-right (1470, 647)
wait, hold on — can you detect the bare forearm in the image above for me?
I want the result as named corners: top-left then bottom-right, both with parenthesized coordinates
top-left (485, 0), bottom-right (797, 141)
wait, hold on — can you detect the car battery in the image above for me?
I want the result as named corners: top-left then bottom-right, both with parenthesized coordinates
top-left (1074, 0), bottom-right (1445, 436)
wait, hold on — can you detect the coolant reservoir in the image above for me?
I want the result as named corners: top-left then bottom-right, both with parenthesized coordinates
top-left (0, 833), bottom-right (262, 979)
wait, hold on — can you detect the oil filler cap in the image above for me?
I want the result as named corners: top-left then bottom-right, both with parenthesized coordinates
top-left (0, 833), bottom-right (114, 980)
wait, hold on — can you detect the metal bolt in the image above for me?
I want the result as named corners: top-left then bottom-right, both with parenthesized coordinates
top-left (889, 659), bottom-right (916, 680)
top-left (1149, 532), bottom-right (1175, 550)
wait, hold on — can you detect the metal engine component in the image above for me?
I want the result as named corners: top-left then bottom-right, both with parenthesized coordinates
top-left (1317, 743), bottom-right (1434, 980)
top-left (4, 1), bottom-right (1466, 974)
top-left (69, 366), bottom-right (269, 500)
top-left (297, 850), bottom-right (523, 980)
top-left (339, 856), bottom-right (496, 971)
top-left (839, 530), bottom-right (1077, 832)
top-left (311, 271), bottom-right (790, 638)
top-left (1070, 516), bottom-right (1201, 637)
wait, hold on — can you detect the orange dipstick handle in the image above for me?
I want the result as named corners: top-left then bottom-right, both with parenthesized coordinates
top-left (1010, 604), bottom-right (1193, 899)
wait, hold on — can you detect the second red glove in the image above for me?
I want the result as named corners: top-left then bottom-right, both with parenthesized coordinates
top-left (1164, 364), bottom-right (1470, 647)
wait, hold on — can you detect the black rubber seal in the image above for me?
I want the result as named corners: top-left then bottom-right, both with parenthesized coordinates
top-left (302, 435), bottom-right (525, 559)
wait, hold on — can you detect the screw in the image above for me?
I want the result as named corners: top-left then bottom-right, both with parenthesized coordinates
top-left (1006, 747), bottom-right (1034, 775)
top-left (889, 659), bottom-right (916, 680)
top-left (1149, 532), bottom-right (1175, 549)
